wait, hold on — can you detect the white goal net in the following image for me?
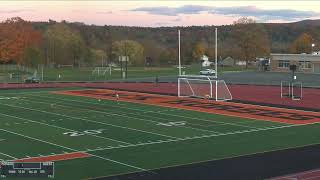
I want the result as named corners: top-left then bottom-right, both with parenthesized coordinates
top-left (92, 67), bottom-right (111, 76)
top-left (178, 75), bottom-right (232, 101)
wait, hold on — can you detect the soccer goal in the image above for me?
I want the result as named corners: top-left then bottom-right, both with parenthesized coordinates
top-left (280, 81), bottom-right (291, 98)
top-left (178, 75), bottom-right (232, 101)
top-left (92, 67), bottom-right (111, 76)
top-left (280, 81), bottom-right (302, 100)
top-left (292, 82), bottom-right (302, 100)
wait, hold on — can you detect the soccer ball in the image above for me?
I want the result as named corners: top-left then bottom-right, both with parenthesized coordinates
top-left (98, 99), bottom-right (101, 102)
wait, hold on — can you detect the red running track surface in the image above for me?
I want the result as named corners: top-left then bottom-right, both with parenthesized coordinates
top-left (1, 82), bottom-right (319, 111)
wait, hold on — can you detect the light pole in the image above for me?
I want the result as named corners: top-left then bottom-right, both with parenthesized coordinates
top-left (312, 43), bottom-right (315, 54)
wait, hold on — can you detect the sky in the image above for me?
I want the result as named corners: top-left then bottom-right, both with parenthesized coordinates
top-left (1, 1), bottom-right (320, 27)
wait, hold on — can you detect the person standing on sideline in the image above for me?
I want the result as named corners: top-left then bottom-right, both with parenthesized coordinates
top-left (155, 76), bottom-right (159, 86)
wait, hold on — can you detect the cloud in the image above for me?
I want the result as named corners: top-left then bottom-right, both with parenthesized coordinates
top-left (210, 6), bottom-right (319, 21)
top-left (131, 5), bottom-right (211, 16)
top-left (0, 9), bottom-right (33, 14)
top-left (130, 5), bottom-right (320, 21)
top-left (173, 17), bottom-right (183, 22)
top-left (96, 11), bottom-right (113, 15)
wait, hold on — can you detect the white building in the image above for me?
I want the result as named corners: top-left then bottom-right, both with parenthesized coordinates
top-left (201, 55), bottom-right (213, 67)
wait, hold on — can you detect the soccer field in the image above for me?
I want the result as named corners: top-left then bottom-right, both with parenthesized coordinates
top-left (0, 88), bottom-right (320, 179)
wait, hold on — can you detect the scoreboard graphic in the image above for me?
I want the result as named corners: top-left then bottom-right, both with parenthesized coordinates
top-left (0, 161), bottom-right (54, 178)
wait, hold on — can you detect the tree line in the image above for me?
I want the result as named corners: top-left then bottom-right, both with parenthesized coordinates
top-left (0, 17), bottom-right (318, 67)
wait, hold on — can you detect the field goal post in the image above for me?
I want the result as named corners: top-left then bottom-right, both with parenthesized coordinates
top-left (178, 75), bottom-right (232, 101)
top-left (92, 67), bottom-right (112, 76)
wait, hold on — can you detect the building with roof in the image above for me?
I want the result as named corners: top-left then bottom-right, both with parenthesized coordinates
top-left (270, 53), bottom-right (320, 73)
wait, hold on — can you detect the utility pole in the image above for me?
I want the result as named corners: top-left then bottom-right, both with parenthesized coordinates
top-left (178, 29), bottom-right (181, 76)
top-left (215, 27), bottom-right (218, 78)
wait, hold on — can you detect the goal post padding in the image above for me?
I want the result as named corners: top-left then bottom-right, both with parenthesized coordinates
top-left (178, 76), bottom-right (232, 101)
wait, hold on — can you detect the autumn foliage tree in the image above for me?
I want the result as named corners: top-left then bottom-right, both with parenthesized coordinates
top-left (192, 42), bottom-right (207, 62)
top-left (45, 23), bottom-right (86, 66)
top-left (0, 17), bottom-right (42, 64)
top-left (112, 40), bottom-right (144, 66)
top-left (290, 33), bottom-right (313, 54)
top-left (232, 17), bottom-right (270, 68)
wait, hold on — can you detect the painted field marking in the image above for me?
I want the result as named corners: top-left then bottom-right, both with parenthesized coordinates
top-left (31, 93), bottom-right (262, 129)
top-left (15, 152), bottom-right (91, 163)
top-left (157, 121), bottom-right (186, 127)
top-left (0, 102), bottom-right (177, 139)
top-left (0, 96), bottom-right (22, 100)
top-left (21, 97), bottom-right (225, 135)
top-left (86, 123), bottom-right (306, 153)
top-left (53, 89), bottom-right (320, 125)
top-left (63, 129), bottom-right (106, 137)
top-left (0, 128), bottom-right (149, 172)
top-left (0, 112), bottom-right (132, 146)
top-left (0, 152), bottom-right (17, 159)
top-left (25, 97), bottom-right (219, 133)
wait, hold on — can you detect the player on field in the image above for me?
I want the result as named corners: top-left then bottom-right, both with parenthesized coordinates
top-left (115, 91), bottom-right (119, 103)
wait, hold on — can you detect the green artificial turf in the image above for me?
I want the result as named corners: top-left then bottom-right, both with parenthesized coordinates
top-left (0, 88), bottom-right (319, 179)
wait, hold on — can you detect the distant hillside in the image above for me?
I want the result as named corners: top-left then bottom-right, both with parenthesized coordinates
top-left (8, 18), bottom-right (320, 66)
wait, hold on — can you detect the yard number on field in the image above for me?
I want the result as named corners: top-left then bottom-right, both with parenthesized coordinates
top-left (63, 129), bottom-right (105, 137)
top-left (157, 121), bottom-right (186, 127)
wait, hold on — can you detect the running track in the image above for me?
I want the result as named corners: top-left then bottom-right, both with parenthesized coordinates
top-left (1, 82), bottom-right (319, 111)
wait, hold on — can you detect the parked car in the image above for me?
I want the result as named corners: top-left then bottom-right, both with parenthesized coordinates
top-left (25, 77), bottom-right (40, 83)
top-left (199, 69), bottom-right (216, 76)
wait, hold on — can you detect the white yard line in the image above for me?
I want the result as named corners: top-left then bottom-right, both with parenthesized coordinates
top-left (0, 152), bottom-right (17, 159)
top-left (24, 97), bottom-right (220, 135)
top-left (24, 96), bottom-right (248, 133)
top-left (0, 102), bottom-right (177, 139)
top-left (22, 96), bottom-right (237, 134)
top-left (31, 93), bottom-right (262, 129)
top-left (0, 128), bottom-right (149, 172)
top-left (86, 123), bottom-right (305, 153)
top-left (0, 112), bottom-right (132, 146)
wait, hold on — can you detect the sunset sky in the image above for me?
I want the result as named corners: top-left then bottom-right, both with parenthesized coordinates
top-left (0, 1), bottom-right (320, 27)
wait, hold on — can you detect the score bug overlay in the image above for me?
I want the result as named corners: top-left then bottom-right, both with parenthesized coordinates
top-left (0, 161), bottom-right (54, 178)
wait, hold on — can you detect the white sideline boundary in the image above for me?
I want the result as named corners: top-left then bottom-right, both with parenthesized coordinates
top-left (0, 128), bottom-right (148, 172)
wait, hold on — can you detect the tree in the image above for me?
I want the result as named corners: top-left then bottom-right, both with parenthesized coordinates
top-left (23, 47), bottom-right (44, 67)
top-left (89, 49), bottom-right (107, 66)
top-left (112, 40), bottom-right (144, 66)
top-left (0, 17), bottom-right (42, 64)
top-left (232, 17), bottom-right (270, 68)
top-left (45, 23), bottom-right (86, 66)
top-left (192, 42), bottom-right (207, 62)
top-left (158, 48), bottom-right (176, 66)
top-left (290, 33), bottom-right (313, 53)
